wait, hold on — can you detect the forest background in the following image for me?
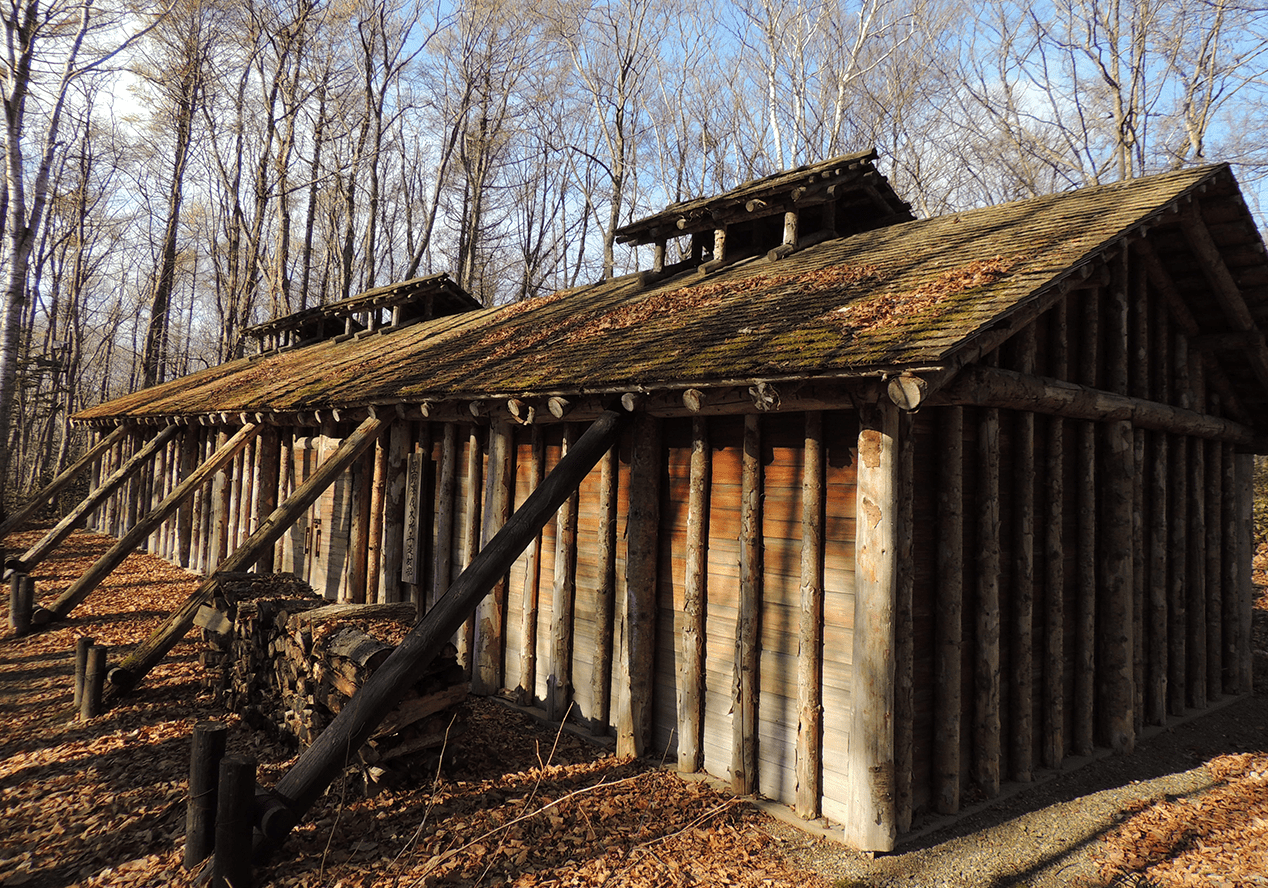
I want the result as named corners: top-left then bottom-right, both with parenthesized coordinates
top-left (2, 0), bottom-right (1267, 505)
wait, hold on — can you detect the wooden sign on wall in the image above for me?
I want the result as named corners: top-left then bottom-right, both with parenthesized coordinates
top-left (400, 451), bottom-right (424, 585)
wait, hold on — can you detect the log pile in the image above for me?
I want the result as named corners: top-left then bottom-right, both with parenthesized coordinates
top-left (198, 573), bottom-right (467, 787)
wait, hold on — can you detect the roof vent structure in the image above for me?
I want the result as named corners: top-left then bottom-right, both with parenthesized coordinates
top-left (245, 273), bottom-right (481, 356)
top-left (615, 149), bottom-right (913, 280)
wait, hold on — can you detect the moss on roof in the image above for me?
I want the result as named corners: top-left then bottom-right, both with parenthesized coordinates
top-left (78, 165), bottom-right (1228, 421)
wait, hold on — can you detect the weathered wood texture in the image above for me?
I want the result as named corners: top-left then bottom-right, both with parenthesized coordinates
top-left (795, 412), bottom-right (822, 817)
top-left (845, 401), bottom-right (899, 852)
top-left (732, 414), bottom-right (761, 795)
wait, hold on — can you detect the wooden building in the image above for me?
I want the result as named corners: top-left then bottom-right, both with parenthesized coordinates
top-left (30, 152), bottom-right (1268, 850)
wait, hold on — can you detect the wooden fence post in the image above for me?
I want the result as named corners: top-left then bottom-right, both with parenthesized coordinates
top-left (212, 755), bottom-right (256, 888)
top-left (74, 636), bottom-right (95, 709)
top-left (81, 645), bottom-right (107, 719)
top-left (185, 722), bottom-right (228, 870)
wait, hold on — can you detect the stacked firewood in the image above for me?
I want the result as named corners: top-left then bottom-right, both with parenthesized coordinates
top-left (198, 572), bottom-right (468, 787)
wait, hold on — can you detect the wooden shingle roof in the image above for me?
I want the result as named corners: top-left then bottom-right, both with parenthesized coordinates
top-left (77, 164), bottom-right (1268, 426)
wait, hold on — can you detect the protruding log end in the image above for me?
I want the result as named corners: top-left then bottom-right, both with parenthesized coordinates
top-left (107, 664), bottom-right (139, 693)
top-left (887, 374), bottom-right (929, 411)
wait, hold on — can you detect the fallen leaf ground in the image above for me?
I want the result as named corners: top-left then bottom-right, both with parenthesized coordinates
top-left (2, 526), bottom-right (1267, 888)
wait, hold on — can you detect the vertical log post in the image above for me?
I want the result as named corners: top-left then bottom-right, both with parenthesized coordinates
top-left (732, 414), bottom-right (761, 795)
top-left (184, 721), bottom-right (228, 870)
top-left (1234, 454), bottom-right (1253, 693)
top-left (1168, 331), bottom-right (1189, 716)
top-left (1187, 428), bottom-right (1207, 711)
top-left (347, 445), bottom-right (375, 604)
top-left (1043, 297), bottom-right (1067, 767)
top-left (9, 573), bottom-right (33, 636)
top-left (894, 411), bottom-right (915, 831)
top-left (254, 428), bottom-right (281, 574)
top-left (380, 422), bottom-right (409, 604)
top-left (1100, 258), bottom-right (1135, 753)
top-left (1221, 443), bottom-right (1239, 696)
top-left (1012, 325), bottom-right (1036, 783)
top-left (365, 429), bottom-right (389, 600)
top-left (177, 429), bottom-right (200, 568)
top-left (1146, 297), bottom-right (1170, 725)
top-left (934, 406), bottom-right (963, 813)
top-left (74, 636), bottom-right (95, 709)
top-left (617, 413), bottom-right (660, 759)
top-left (1130, 267), bottom-right (1149, 733)
top-left (208, 430), bottom-right (233, 572)
top-left (975, 406), bottom-right (1002, 795)
top-left (1074, 288), bottom-right (1099, 755)
top-left (81, 644), bottom-right (107, 719)
top-left (211, 756), bottom-right (256, 888)
top-left (475, 421), bottom-right (514, 695)
top-left (518, 428), bottom-right (546, 706)
top-left (680, 417), bottom-right (709, 771)
top-left (1205, 441), bottom-right (1223, 700)
top-left (432, 424), bottom-right (458, 611)
top-left (457, 425), bottom-right (484, 674)
top-left (591, 443), bottom-right (619, 735)
top-left (547, 425), bottom-right (579, 719)
top-left (846, 399), bottom-right (899, 852)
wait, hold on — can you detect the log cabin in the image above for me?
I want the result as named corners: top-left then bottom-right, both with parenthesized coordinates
top-left (18, 151), bottom-right (1268, 851)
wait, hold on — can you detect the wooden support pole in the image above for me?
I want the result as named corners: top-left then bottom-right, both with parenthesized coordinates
top-left (208, 430), bottom-right (232, 572)
top-left (1187, 436), bottom-right (1207, 711)
top-left (518, 427), bottom-right (546, 706)
top-left (432, 424), bottom-right (458, 610)
top-left (1074, 287), bottom-right (1098, 756)
top-left (348, 445), bottom-right (375, 604)
top-left (366, 427), bottom-right (389, 601)
top-left (0, 425), bottom-right (130, 539)
top-left (894, 410), bottom-right (915, 831)
top-left (259, 410), bottom-right (629, 846)
top-left (73, 636), bottom-right (95, 709)
top-left (81, 644), bottom-right (107, 719)
top-left (680, 417), bottom-right (709, 772)
top-left (1221, 443), bottom-right (1239, 695)
top-left (1012, 326), bottom-right (1036, 783)
top-left (193, 431), bottom-right (213, 574)
top-left (1235, 454), bottom-right (1253, 694)
top-left (212, 756), bottom-right (256, 888)
top-left (8, 573), bottom-right (32, 635)
top-left (475, 421), bottom-right (514, 695)
top-left (732, 414), bottom-right (761, 795)
top-left (1167, 434), bottom-right (1188, 716)
top-left (457, 425), bottom-right (484, 674)
top-left (226, 447), bottom-right (244, 554)
top-left (1130, 267), bottom-right (1148, 734)
top-left (617, 413), bottom-right (660, 760)
top-left (177, 429), bottom-right (200, 568)
top-left (147, 442), bottom-right (167, 554)
top-left (12, 425), bottom-right (181, 575)
top-left (591, 442), bottom-right (619, 735)
top-left (1205, 441), bottom-right (1223, 700)
top-left (41, 425), bottom-right (261, 624)
top-left (254, 428), bottom-right (281, 575)
top-left (1146, 431), bottom-right (1169, 725)
top-left (1043, 297), bottom-right (1067, 767)
top-left (934, 406), bottom-right (963, 813)
top-left (975, 406), bottom-right (1002, 795)
top-left (548, 425), bottom-right (579, 720)
top-left (109, 416), bottom-right (387, 694)
top-left (380, 422), bottom-right (408, 605)
top-left (184, 722), bottom-right (228, 870)
top-left (846, 399), bottom-right (899, 852)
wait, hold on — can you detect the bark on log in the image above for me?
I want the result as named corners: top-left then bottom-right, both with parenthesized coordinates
top-left (0, 425), bottom-right (130, 539)
top-left (894, 410), bottom-right (915, 831)
top-left (13, 425), bottom-right (181, 574)
top-left (178, 430), bottom-right (200, 568)
top-left (348, 446), bottom-right (375, 604)
top-left (548, 425), bottom-right (578, 720)
top-left (1235, 454), bottom-right (1253, 694)
top-left (1221, 443), bottom-right (1238, 696)
top-left (934, 406), bottom-right (963, 813)
top-left (617, 413), bottom-right (660, 759)
top-left (366, 429), bottom-right (389, 601)
top-left (432, 424), bottom-right (458, 611)
top-left (457, 426), bottom-right (484, 673)
top-left (680, 417), bottom-right (709, 772)
top-left (1099, 419), bottom-right (1136, 753)
top-left (254, 428), bottom-right (281, 575)
top-left (591, 443), bottom-right (618, 735)
top-left (109, 416), bottom-right (387, 694)
top-left (845, 400), bottom-right (899, 852)
top-left (1042, 297), bottom-right (1067, 768)
top-left (732, 414), bottom-right (761, 795)
top-left (518, 428), bottom-right (545, 705)
top-left (975, 407), bottom-right (1002, 796)
top-left (1205, 441), bottom-right (1223, 700)
top-left (1012, 327), bottom-right (1035, 783)
top-left (929, 366), bottom-right (1255, 444)
top-left (1187, 437), bottom-right (1207, 710)
top-left (1168, 434), bottom-right (1188, 716)
top-left (380, 422), bottom-right (408, 604)
top-left (1146, 432), bottom-right (1168, 725)
top-left (259, 410), bottom-right (628, 848)
top-left (475, 421), bottom-right (513, 695)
